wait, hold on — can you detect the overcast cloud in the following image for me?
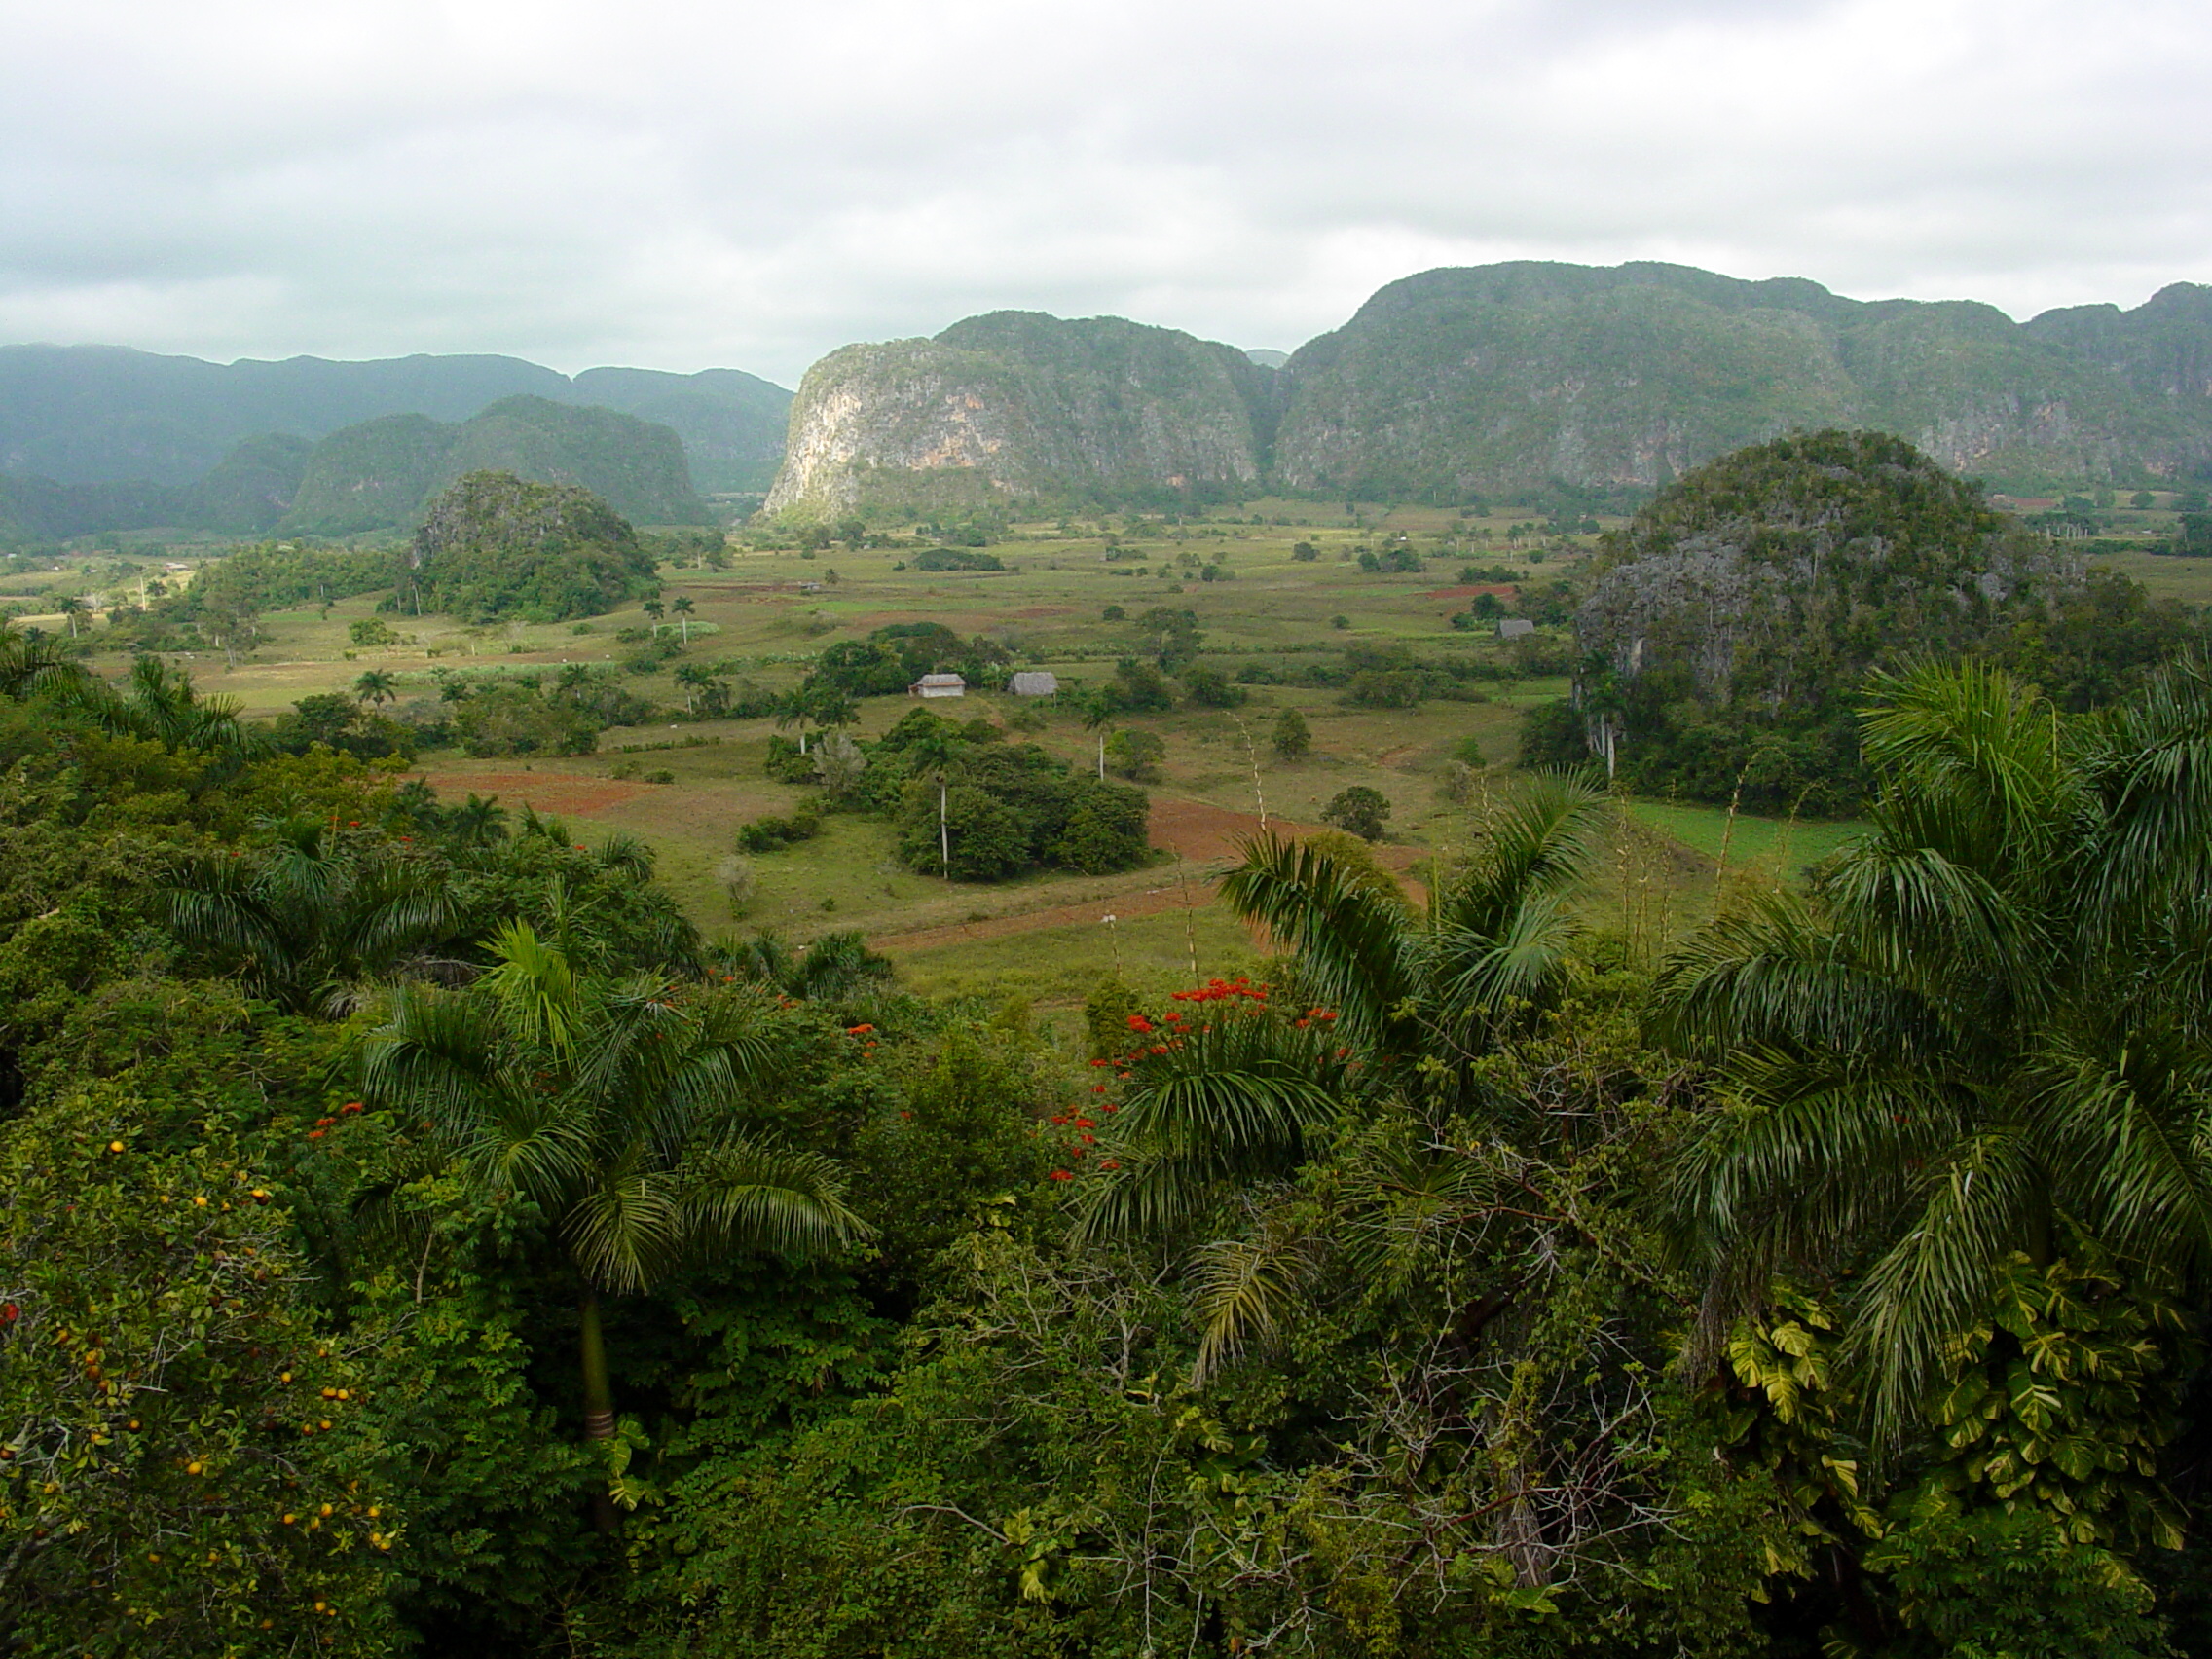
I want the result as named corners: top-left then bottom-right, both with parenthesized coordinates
top-left (1, 0), bottom-right (2206, 385)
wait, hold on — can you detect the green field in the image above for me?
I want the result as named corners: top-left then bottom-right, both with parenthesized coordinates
top-left (34, 503), bottom-right (1873, 1003)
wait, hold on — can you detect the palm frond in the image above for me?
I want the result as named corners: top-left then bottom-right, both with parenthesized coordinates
top-left (1440, 770), bottom-right (1610, 939)
top-left (1217, 832), bottom-right (1417, 1044)
top-left (1651, 889), bottom-right (1944, 1062)
top-left (1079, 1012), bottom-right (1346, 1239)
top-left (564, 1165), bottom-right (690, 1295)
top-left (1849, 1126), bottom-right (2047, 1432)
top-left (683, 1133), bottom-right (871, 1258)
top-left (481, 919), bottom-right (591, 1061)
top-left (1189, 1203), bottom-right (1315, 1385)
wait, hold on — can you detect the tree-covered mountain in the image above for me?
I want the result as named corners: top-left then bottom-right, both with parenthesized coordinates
top-left (1275, 263), bottom-right (2212, 500)
top-left (765, 312), bottom-right (1280, 513)
top-left (1524, 429), bottom-right (2204, 811)
top-left (0, 345), bottom-right (789, 537)
top-left (571, 366), bottom-right (792, 493)
top-left (406, 469), bottom-right (658, 620)
top-left (767, 263), bottom-right (2212, 512)
top-left (281, 395), bottom-right (710, 533)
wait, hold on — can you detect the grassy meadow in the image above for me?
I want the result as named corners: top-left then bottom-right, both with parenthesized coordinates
top-left (28, 502), bottom-right (1885, 1009)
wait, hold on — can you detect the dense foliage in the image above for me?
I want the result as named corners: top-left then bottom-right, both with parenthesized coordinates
top-left (12, 611), bottom-right (2212, 1657)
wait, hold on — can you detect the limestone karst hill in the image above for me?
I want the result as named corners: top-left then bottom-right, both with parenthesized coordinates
top-left (766, 262), bottom-right (2212, 512)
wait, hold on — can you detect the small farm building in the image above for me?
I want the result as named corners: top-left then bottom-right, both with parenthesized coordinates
top-left (1495, 618), bottom-right (1536, 640)
top-left (910, 673), bottom-right (967, 699)
top-left (1008, 671), bottom-right (1058, 697)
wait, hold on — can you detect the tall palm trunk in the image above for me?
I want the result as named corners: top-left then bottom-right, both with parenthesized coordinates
top-left (578, 1287), bottom-right (621, 1534)
top-left (939, 776), bottom-right (950, 877)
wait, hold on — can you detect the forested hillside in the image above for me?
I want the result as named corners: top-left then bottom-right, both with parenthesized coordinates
top-left (767, 262), bottom-right (2212, 513)
top-left (0, 347), bottom-right (787, 538)
top-left (283, 396), bottom-right (711, 533)
top-left (1524, 430), bottom-right (2204, 809)
top-left (9, 596), bottom-right (2212, 1656)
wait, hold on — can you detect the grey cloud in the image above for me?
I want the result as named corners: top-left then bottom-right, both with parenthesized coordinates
top-left (0, 0), bottom-right (2205, 383)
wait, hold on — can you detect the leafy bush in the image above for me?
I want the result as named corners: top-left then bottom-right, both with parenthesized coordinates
top-left (1272, 706), bottom-right (1311, 761)
top-left (1103, 728), bottom-right (1165, 782)
top-left (910, 547), bottom-right (1006, 571)
top-left (894, 742), bottom-right (1148, 881)
top-left (448, 684), bottom-right (602, 756)
top-left (1178, 664), bottom-right (1246, 707)
top-left (736, 803), bottom-right (824, 853)
top-left (1321, 784), bottom-right (1391, 840)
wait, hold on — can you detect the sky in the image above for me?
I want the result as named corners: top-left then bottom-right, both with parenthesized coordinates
top-left (2, 0), bottom-right (2207, 387)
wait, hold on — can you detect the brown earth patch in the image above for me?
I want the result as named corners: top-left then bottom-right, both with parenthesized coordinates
top-left (410, 769), bottom-right (650, 817)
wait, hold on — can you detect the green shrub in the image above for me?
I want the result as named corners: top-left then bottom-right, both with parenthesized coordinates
top-left (736, 804), bottom-right (824, 853)
top-left (1322, 785), bottom-right (1391, 840)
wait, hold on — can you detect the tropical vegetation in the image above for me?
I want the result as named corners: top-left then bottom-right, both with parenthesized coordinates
top-left (10, 600), bottom-right (2212, 1659)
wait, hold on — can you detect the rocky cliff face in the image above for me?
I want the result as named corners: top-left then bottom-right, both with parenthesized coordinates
top-left (767, 265), bottom-right (2212, 514)
top-left (765, 313), bottom-right (1275, 513)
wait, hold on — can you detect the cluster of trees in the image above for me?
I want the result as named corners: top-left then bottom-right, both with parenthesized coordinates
top-left (12, 613), bottom-right (2212, 1653)
top-left (802, 624), bottom-right (1014, 699)
top-left (755, 707), bottom-right (1153, 882)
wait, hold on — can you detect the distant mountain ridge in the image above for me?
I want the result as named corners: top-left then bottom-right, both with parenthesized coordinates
top-left (765, 262), bottom-right (2212, 511)
top-left (0, 344), bottom-right (791, 534)
top-left (0, 395), bottom-right (711, 539)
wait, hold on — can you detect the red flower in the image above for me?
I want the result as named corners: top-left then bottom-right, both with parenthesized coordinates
top-left (1090, 1058), bottom-right (1109, 1067)
top-left (846, 1023), bottom-right (875, 1035)
top-left (1149, 1044), bottom-right (1167, 1054)
top-left (1079, 1133), bottom-right (1095, 1144)
top-left (1102, 1103), bottom-right (1118, 1113)
top-left (340, 1101), bottom-right (364, 1115)
top-left (0, 1304), bottom-right (18, 1322)
top-left (307, 1130), bottom-right (326, 1141)
top-left (1099, 1160), bottom-right (1121, 1170)
top-left (1073, 1117), bottom-right (1095, 1129)
top-left (1092, 1084), bottom-right (1106, 1092)
top-left (1049, 1169), bottom-right (1074, 1182)
top-left (1127, 1014), bottom-right (1154, 1034)
top-left (1051, 1115), bottom-right (1068, 1125)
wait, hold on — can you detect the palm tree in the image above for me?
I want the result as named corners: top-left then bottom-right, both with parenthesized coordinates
top-left (164, 817), bottom-right (461, 1014)
top-left (643, 598), bottom-right (666, 637)
top-left (354, 669), bottom-right (396, 707)
top-left (0, 618), bottom-right (85, 700)
top-left (358, 923), bottom-right (869, 1519)
top-left (55, 596), bottom-right (85, 639)
top-left (445, 793), bottom-right (510, 847)
top-left (897, 721), bottom-right (969, 879)
top-left (672, 595), bottom-right (695, 645)
top-left (1220, 771), bottom-right (1608, 1069)
top-left (62, 655), bottom-right (253, 756)
top-left (708, 929), bottom-right (894, 1006)
top-left (1653, 659), bottom-right (2212, 1426)
top-left (1081, 774), bottom-right (1609, 1240)
top-left (674, 662), bottom-right (710, 716)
